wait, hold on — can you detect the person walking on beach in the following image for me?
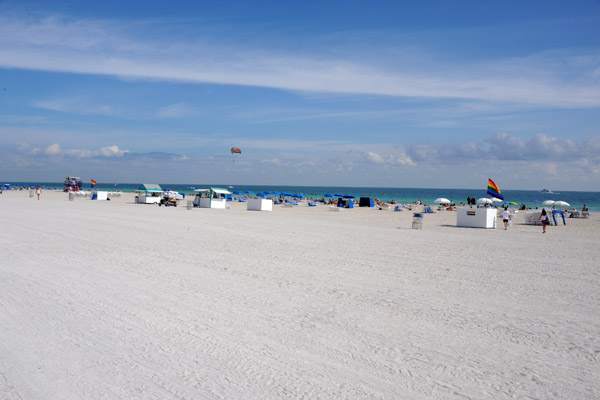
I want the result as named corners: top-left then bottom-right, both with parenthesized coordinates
top-left (502, 207), bottom-right (511, 230)
top-left (538, 209), bottom-right (549, 233)
top-left (36, 185), bottom-right (41, 200)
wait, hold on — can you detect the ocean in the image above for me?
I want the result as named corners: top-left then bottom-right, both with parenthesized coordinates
top-left (3, 182), bottom-right (600, 212)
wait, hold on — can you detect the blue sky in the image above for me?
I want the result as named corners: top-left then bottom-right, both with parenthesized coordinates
top-left (1, 0), bottom-right (599, 190)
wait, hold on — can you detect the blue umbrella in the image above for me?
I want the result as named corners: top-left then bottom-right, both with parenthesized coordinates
top-left (257, 193), bottom-right (266, 197)
top-left (293, 193), bottom-right (304, 198)
top-left (233, 190), bottom-right (242, 194)
top-left (245, 190), bottom-right (254, 194)
top-left (334, 193), bottom-right (344, 197)
top-left (263, 191), bottom-right (271, 194)
top-left (324, 193), bottom-right (333, 197)
top-left (343, 194), bottom-right (355, 198)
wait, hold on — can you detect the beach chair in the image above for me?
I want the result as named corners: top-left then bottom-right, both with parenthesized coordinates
top-left (394, 205), bottom-right (406, 212)
top-left (552, 210), bottom-right (566, 225)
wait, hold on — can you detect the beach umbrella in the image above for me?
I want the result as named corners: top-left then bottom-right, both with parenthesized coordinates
top-left (542, 200), bottom-right (555, 206)
top-left (509, 201), bottom-right (518, 205)
top-left (232, 190), bottom-right (242, 194)
top-left (263, 191), bottom-right (271, 194)
top-left (477, 198), bottom-right (493, 204)
top-left (334, 193), bottom-right (344, 197)
top-left (293, 193), bottom-right (304, 198)
top-left (324, 193), bottom-right (333, 198)
top-left (256, 193), bottom-right (266, 197)
top-left (343, 194), bottom-right (355, 199)
top-left (554, 201), bottom-right (570, 207)
top-left (434, 197), bottom-right (450, 204)
top-left (270, 191), bottom-right (280, 195)
top-left (491, 198), bottom-right (503, 203)
top-left (244, 190), bottom-right (254, 195)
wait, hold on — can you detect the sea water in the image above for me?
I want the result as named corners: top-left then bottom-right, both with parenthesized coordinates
top-left (4, 182), bottom-right (600, 211)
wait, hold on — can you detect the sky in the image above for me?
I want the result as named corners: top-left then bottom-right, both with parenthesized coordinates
top-left (1, 0), bottom-right (599, 190)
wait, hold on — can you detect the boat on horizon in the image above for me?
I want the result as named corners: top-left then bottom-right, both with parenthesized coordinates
top-left (540, 189), bottom-right (553, 193)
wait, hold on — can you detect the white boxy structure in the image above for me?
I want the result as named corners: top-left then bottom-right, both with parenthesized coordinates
top-left (247, 198), bottom-right (273, 211)
top-left (137, 184), bottom-right (162, 204)
top-left (91, 191), bottom-right (109, 201)
top-left (193, 188), bottom-right (231, 209)
top-left (456, 207), bottom-right (497, 229)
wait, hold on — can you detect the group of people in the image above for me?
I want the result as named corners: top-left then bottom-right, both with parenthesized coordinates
top-left (465, 196), bottom-right (477, 206)
top-left (502, 206), bottom-right (549, 233)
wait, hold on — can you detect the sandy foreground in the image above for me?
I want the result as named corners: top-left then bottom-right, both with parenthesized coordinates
top-left (0, 190), bottom-right (598, 400)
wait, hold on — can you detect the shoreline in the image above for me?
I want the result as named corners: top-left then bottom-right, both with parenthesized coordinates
top-left (3, 184), bottom-right (599, 212)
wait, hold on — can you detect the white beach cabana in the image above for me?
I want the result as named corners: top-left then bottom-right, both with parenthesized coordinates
top-left (193, 188), bottom-right (232, 209)
top-left (137, 183), bottom-right (163, 204)
top-left (247, 196), bottom-right (273, 211)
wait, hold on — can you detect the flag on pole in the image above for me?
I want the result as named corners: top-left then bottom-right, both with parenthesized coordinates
top-left (91, 179), bottom-right (96, 187)
top-left (487, 178), bottom-right (503, 200)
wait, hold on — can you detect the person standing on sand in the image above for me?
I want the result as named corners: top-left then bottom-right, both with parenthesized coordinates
top-left (36, 185), bottom-right (41, 200)
top-left (538, 209), bottom-right (549, 233)
top-left (502, 207), bottom-right (511, 230)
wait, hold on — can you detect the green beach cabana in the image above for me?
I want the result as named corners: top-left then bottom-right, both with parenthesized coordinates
top-left (137, 183), bottom-right (163, 204)
top-left (193, 187), bottom-right (231, 209)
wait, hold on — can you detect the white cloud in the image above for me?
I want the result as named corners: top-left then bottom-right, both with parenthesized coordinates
top-left (1, 15), bottom-right (599, 108)
top-left (40, 142), bottom-right (129, 158)
top-left (99, 145), bottom-right (128, 157)
top-left (33, 98), bottom-right (115, 116)
top-left (66, 148), bottom-right (94, 158)
top-left (396, 153), bottom-right (416, 166)
top-left (45, 143), bottom-right (61, 155)
top-left (261, 158), bottom-right (283, 166)
top-left (156, 102), bottom-right (195, 118)
top-left (486, 133), bottom-right (582, 161)
top-left (367, 151), bottom-right (385, 164)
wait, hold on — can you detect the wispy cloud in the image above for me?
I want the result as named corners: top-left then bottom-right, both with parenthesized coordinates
top-left (155, 102), bottom-right (196, 118)
top-left (1, 15), bottom-right (599, 108)
top-left (33, 98), bottom-right (116, 116)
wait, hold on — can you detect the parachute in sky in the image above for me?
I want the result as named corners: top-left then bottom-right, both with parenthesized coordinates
top-left (231, 147), bottom-right (241, 162)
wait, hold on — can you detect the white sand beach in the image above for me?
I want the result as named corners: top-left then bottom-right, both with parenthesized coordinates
top-left (1, 190), bottom-right (599, 399)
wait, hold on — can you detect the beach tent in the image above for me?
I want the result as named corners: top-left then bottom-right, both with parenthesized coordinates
top-left (359, 197), bottom-right (374, 207)
top-left (337, 198), bottom-right (354, 208)
top-left (194, 188), bottom-right (232, 209)
top-left (137, 183), bottom-right (162, 204)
